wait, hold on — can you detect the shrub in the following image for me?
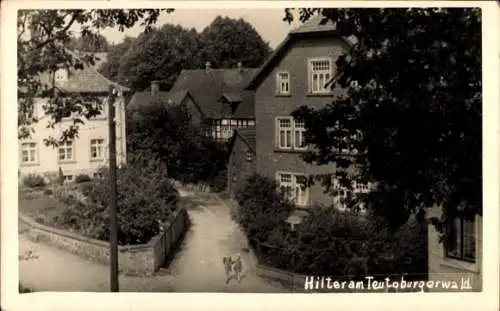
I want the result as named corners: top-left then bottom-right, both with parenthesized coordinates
top-left (367, 216), bottom-right (428, 281)
top-left (75, 174), bottom-right (92, 184)
top-left (57, 155), bottom-right (179, 245)
top-left (43, 188), bottom-right (53, 195)
top-left (208, 168), bottom-right (228, 193)
top-left (22, 174), bottom-right (46, 188)
top-left (234, 174), bottom-right (293, 244)
top-left (254, 204), bottom-right (427, 281)
top-left (127, 100), bottom-right (228, 188)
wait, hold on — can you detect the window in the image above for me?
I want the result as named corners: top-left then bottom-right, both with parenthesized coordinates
top-left (64, 175), bottom-right (73, 182)
top-left (245, 149), bottom-right (253, 161)
top-left (90, 139), bottom-right (105, 160)
top-left (277, 118), bottom-right (292, 149)
top-left (333, 180), bottom-right (348, 210)
top-left (58, 141), bottom-right (74, 162)
top-left (333, 179), bottom-right (370, 211)
top-left (278, 173), bottom-right (308, 206)
top-left (308, 58), bottom-right (333, 94)
top-left (20, 142), bottom-right (37, 164)
top-left (276, 117), bottom-right (306, 150)
top-left (277, 71), bottom-right (290, 95)
top-left (55, 68), bottom-right (67, 81)
top-left (353, 181), bottom-right (370, 193)
top-left (293, 120), bottom-right (306, 149)
top-left (446, 215), bottom-right (476, 262)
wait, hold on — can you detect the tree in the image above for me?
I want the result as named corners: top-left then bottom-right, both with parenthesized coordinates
top-left (98, 36), bottom-right (136, 82)
top-left (199, 16), bottom-right (272, 68)
top-left (286, 8), bottom-right (481, 229)
top-left (68, 33), bottom-right (110, 52)
top-left (115, 24), bottom-right (202, 91)
top-left (127, 101), bottom-right (227, 184)
top-left (18, 9), bottom-right (173, 145)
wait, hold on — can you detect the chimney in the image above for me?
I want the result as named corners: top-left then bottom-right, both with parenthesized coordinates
top-left (151, 81), bottom-right (159, 95)
top-left (205, 61), bottom-right (211, 72)
top-left (237, 61), bottom-right (243, 73)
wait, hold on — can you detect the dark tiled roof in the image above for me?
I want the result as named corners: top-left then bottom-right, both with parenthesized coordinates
top-left (221, 92), bottom-right (242, 103)
top-left (234, 126), bottom-right (256, 153)
top-left (169, 68), bottom-right (258, 119)
top-left (289, 14), bottom-right (337, 34)
top-left (127, 90), bottom-right (189, 111)
top-left (246, 14), bottom-right (352, 91)
top-left (38, 62), bottom-right (129, 94)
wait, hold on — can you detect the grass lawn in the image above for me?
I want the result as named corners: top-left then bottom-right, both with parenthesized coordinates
top-left (18, 192), bottom-right (66, 222)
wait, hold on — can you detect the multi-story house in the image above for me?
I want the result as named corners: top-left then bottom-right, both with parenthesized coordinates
top-left (242, 15), bottom-right (367, 207)
top-left (169, 62), bottom-right (258, 142)
top-left (239, 14), bottom-right (483, 290)
top-left (18, 57), bottom-right (129, 183)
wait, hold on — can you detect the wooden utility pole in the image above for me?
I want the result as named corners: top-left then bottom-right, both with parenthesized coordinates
top-left (108, 85), bottom-right (119, 292)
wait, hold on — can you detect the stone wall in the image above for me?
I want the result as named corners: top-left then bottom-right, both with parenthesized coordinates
top-left (19, 207), bottom-right (189, 276)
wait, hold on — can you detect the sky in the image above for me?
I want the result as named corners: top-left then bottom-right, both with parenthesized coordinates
top-left (95, 9), bottom-right (301, 49)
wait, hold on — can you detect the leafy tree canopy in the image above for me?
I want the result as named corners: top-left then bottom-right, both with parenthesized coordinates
top-left (100, 15), bottom-right (272, 92)
top-left (98, 36), bottom-right (136, 83)
top-left (68, 32), bottom-right (110, 52)
top-left (18, 9), bottom-right (173, 145)
top-left (115, 24), bottom-right (202, 91)
top-left (199, 16), bottom-right (273, 69)
top-left (286, 8), bottom-right (481, 229)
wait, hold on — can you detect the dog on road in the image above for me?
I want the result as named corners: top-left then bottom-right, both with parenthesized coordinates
top-left (222, 254), bottom-right (243, 284)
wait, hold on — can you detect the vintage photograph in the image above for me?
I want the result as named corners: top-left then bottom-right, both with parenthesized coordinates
top-left (15, 6), bottom-right (482, 294)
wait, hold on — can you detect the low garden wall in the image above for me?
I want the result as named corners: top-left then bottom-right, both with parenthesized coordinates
top-left (19, 207), bottom-right (189, 276)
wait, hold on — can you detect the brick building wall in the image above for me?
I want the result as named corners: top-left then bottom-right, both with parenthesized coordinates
top-left (254, 37), bottom-right (350, 207)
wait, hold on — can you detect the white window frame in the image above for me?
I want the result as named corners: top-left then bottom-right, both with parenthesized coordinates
top-left (245, 149), bottom-right (253, 162)
top-left (58, 141), bottom-right (75, 163)
top-left (308, 57), bottom-right (333, 94)
top-left (333, 178), bottom-right (371, 212)
top-left (276, 117), bottom-right (307, 151)
top-left (90, 138), bottom-right (105, 161)
top-left (20, 142), bottom-right (38, 165)
top-left (276, 71), bottom-right (291, 95)
top-left (277, 172), bottom-right (309, 207)
top-left (55, 68), bottom-right (67, 82)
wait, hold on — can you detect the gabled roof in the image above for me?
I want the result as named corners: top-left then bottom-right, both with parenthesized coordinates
top-left (169, 68), bottom-right (258, 119)
top-left (289, 14), bottom-right (337, 34)
top-left (230, 126), bottom-right (256, 154)
top-left (127, 90), bottom-right (192, 111)
top-left (37, 50), bottom-right (129, 94)
top-left (246, 15), bottom-right (353, 91)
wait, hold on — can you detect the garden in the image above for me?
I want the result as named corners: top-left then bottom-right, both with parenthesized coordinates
top-left (234, 174), bottom-right (428, 283)
top-left (19, 155), bottom-right (181, 246)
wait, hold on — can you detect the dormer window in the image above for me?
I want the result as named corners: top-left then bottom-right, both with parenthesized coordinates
top-left (55, 68), bottom-right (68, 82)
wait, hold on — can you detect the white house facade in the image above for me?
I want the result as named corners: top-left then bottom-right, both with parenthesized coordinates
top-left (18, 62), bottom-right (129, 183)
